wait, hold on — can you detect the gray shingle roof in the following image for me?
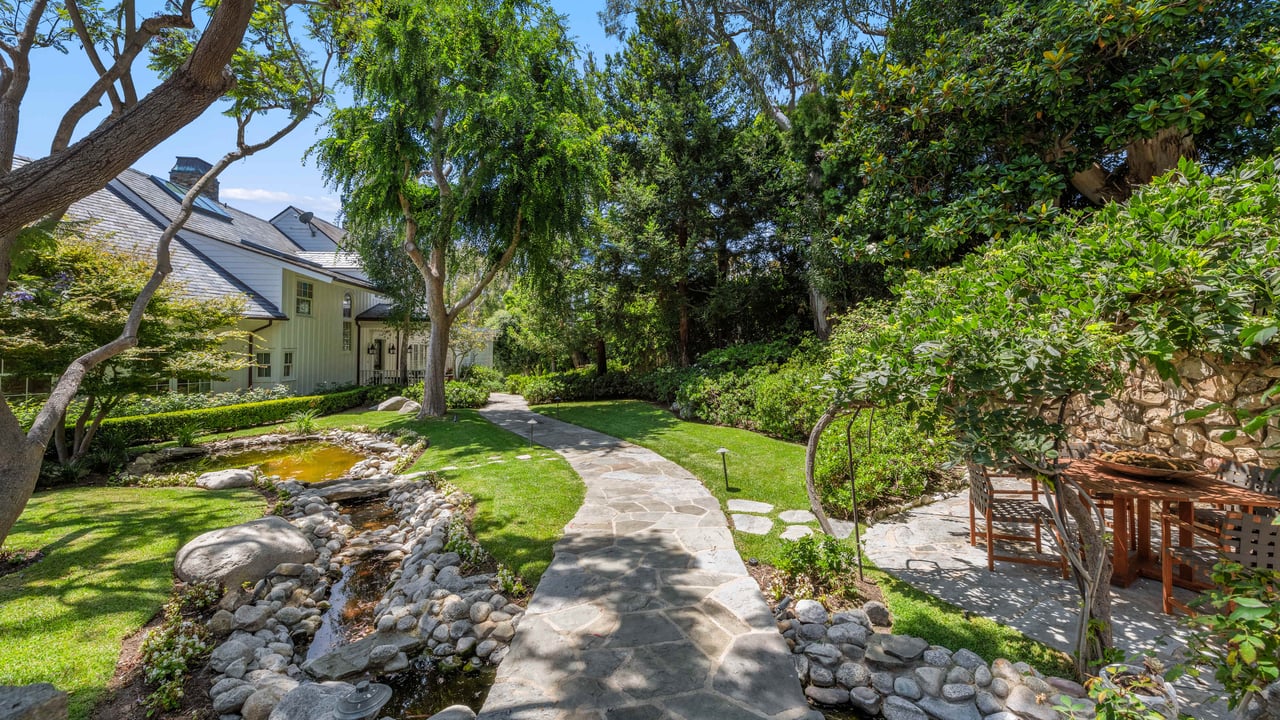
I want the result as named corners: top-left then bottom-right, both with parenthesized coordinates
top-left (65, 181), bottom-right (285, 319)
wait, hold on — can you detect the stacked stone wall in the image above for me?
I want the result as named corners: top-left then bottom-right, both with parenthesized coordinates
top-left (1065, 352), bottom-right (1280, 466)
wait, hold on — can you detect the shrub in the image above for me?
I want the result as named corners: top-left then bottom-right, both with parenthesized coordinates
top-left (813, 406), bottom-right (956, 515)
top-left (288, 409), bottom-right (319, 434)
top-left (463, 366), bottom-right (505, 392)
top-left (173, 423), bottom-right (202, 447)
top-left (94, 386), bottom-right (376, 445)
top-left (1186, 562), bottom-right (1280, 712)
top-left (775, 533), bottom-right (859, 601)
top-left (403, 381), bottom-right (490, 409)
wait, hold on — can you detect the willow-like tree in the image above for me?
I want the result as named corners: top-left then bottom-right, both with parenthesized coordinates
top-left (314, 0), bottom-right (605, 417)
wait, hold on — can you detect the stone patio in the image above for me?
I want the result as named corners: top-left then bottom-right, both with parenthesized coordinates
top-left (476, 394), bottom-right (818, 720)
top-left (863, 484), bottom-right (1229, 719)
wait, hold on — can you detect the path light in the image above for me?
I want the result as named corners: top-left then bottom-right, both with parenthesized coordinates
top-left (334, 680), bottom-right (392, 720)
top-left (717, 447), bottom-right (729, 492)
top-left (527, 418), bottom-right (538, 445)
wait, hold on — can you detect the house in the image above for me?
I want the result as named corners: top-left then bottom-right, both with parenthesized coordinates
top-left (52, 157), bottom-right (492, 396)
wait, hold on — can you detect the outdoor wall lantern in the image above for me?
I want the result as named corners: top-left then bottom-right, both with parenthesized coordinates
top-left (366, 343), bottom-right (377, 355)
top-left (387, 344), bottom-right (397, 355)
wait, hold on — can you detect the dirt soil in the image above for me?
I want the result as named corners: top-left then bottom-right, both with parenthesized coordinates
top-left (0, 549), bottom-right (44, 579)
top-left (747, 560), bottom-right (885, 613)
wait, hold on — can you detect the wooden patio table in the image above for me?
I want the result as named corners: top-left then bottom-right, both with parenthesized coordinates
top-left (1061, 458), bottom-right (1280, 587)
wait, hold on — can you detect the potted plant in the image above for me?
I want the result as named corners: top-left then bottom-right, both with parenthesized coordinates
top-left (1088, 656), bottom-right (1179, 720)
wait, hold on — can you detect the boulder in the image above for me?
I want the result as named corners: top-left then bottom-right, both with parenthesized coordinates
top-left (427, 707), bottom-right (477, 720)
top-left (398, 400), bottom-right (422, 414)
top-left (196, 468), bottom-right (256, 490)
top-left (0, 684), bottom-right (67, 720)
top-left (267, 681), bottom-right (354, 720)
top-left (175, 516), bottom-right (317, 587)
top-left (377, 396), bottom-right (410, 412)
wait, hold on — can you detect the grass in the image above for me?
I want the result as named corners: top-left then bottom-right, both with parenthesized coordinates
top-left (210, 407), bottom-right (585, 584)
top-left (536, 399), bottom-right (1074, 677)
top-left (0, 486), bottom-right (264, 720)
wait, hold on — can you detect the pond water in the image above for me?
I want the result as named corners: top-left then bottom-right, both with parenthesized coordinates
top-left (382, 661), bottom-right (496, 716)
top-left (172, 442), bottom-right (367, 483)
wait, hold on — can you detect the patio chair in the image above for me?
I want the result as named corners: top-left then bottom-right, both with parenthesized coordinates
top-left (1161, 510), bottom-right (1280, 615)
top-left (1194, 463), bottom-right (1280, 534)
top-left (966, 461), bottom-right (1069, 577)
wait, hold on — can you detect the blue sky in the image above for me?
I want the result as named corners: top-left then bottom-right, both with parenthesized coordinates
top-left (15, 1), bottom-right (620, 221)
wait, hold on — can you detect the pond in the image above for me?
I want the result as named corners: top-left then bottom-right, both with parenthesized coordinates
top-left (171, 442), bottom-right (368, 483)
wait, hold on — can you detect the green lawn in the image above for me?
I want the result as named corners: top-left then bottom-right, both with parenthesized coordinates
top-left (0, 486), bottom-right (264, 720)
top-left (210, 407), bottom-right (584, 584)
top-left (536, 399), bottom-right (1073, 677)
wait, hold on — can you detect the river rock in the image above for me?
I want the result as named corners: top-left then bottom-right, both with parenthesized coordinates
top-left (795, 599), bottom-right (828, 625)
top-left (862, 601), bottom-right (891, 626)
top-left (427, 707), bottom-right (477, 720)
top-left (268, 681), bottom-right (354, 720)
top-left (881, 696), bottom-right (928, 720)
top-left (210, 640), bottom-right (254, 673)
top-left (212, 684), bottom-right (256, 714)
top-left (805, 686), bottom-right (848, 706)
top-left (234, 604), bottom-right (271, 632)
top-left (176, 517), bottom-right (317, 587)
top-left (197, 468), bottom-right (256, 490)
top-left (1005, 684), bottom-right (1062, 720)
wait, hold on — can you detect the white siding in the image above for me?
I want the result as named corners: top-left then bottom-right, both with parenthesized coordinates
top-left (272, 212), bottom-right (340, 252)
top-left (182, 234), bottom-right (284, 310)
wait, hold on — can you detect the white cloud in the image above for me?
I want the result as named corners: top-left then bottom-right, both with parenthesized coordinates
top-left (222, 187), bottom-right (342, 215)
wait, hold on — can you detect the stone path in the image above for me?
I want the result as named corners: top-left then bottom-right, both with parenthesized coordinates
top-left (863, 484), bottom-right (1228, 719)
top-left (724, 499), bottom-right (855, 541)
top-left (475, 394), bottom-right (818, 720)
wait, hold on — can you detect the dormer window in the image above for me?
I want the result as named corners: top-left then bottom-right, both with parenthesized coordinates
top-left (296, 281), bottom-right (314, 316)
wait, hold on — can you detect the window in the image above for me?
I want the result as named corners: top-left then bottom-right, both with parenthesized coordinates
top-left (342, 321), bottom-right (352, 352)
top-left (151, 176), bottom-right (232, 220)
top-left (342, 293), bottom-right (352, 318)
top-left (295, 281), bottom-right (314, 316)
top-left (255, 352), bottom-right (272, 378)
top-left (175, 379), bottom-right (212, 394)
top-left (283, 351), bottom-right (295, 379)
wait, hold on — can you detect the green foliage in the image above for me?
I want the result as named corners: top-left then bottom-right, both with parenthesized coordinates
top-left (444, 514), bottom-right (490, 571)
top-left (288, 409), bottom-right (319, 434)
top-left (495, 564), bottom-right (528, 597)
top-left (94, 387), bottom-right (376, 446)
top-left (405, 381), bottom-right (490, 409)
top-left (173, 423), bottom-right (202, 448)
top-left (1186, 562), bottom-right (1280, 710)
top-left (824, 0), bottom-right (1280, 268)
top-left (775, 533), bottom-right (858, 600)
top-left (114, 385), bottom-right (295, 418)
top-left (462, 366), bottom-right (505, 392)
top-left (827, 156), bottom-right (1280, 466)
top-left (139, 616), bottom-right (211, 714)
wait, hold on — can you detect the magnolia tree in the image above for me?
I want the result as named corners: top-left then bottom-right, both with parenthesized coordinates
top-left (313, 0), bottom-right (606, 418)
top-left (0, 0), bottom-right (343, 548)
top-left (807, 157), bottom-right (1280, 674)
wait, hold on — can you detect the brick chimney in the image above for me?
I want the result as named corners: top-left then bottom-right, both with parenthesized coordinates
top-left (169, 157), bottom-right (219, 202)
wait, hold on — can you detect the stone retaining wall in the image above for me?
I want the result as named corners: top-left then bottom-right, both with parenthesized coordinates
top-left (1065, 352), bottom-right (1280, 466)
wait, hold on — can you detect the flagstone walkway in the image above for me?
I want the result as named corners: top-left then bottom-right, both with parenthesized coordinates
top-left (863, 485), bottom-right (1228, 719)
top-left (475, 394), bottom-right (818, 720)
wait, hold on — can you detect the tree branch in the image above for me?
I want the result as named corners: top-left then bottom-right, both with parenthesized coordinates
top-left (448, 208), bottom-right (523, 320)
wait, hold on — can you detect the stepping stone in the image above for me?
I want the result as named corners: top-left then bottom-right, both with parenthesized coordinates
top-left (778, 509), bottom-right (817, 523)
top-left (727, 499), bottom-right (774, 514)
top-left (516, 454), bottom-right (532, 460)
top-left (829, 519), bottom-right (856, 539)
top-left (780, 525), bottom-right (814, 541)
top-left (730, 514), bottom-right (772, 535)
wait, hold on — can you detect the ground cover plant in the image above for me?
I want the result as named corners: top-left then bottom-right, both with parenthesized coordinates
top-left (0, 486), bottom-right (263, 720)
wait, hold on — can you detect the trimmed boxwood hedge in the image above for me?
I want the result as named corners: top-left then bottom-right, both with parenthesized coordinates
top-left (95, 386), bottom-right (383, 444)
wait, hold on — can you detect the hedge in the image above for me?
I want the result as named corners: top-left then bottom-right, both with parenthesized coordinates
top-left (402, 380), bottom-right (490, 409)
top-left (95, 386), bottom-right (383, 445)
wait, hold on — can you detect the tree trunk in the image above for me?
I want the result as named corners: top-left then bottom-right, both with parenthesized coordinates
top-left (803, 405), bottom-right (843, 536)
top-left (420, 314), bottom-right (451, 417)
top-left (595, 338), bottom-right (607, 375)
top-left (810, 284), bottom-right (831, 340)
top-left (1127, 127), bottom-right (1195, 185)
top-left (0, 431), bottom-right (45, 548)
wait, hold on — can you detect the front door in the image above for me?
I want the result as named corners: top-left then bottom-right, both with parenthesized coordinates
top-left (373, 339), bottom-right (385, 371)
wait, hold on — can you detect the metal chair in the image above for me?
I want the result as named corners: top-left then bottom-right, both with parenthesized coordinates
top-left (967, 462), bottom-right (1069, 577)
top-left (1161, 510), bottom-right (1280, 615)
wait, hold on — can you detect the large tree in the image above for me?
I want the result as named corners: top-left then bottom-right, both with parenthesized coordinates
top-left (314, 0), bottom-right (605, 417)
top-left (823, 0), bottom-right (1280, 267)
top-left (0, 0), bottom-right (339, 547)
